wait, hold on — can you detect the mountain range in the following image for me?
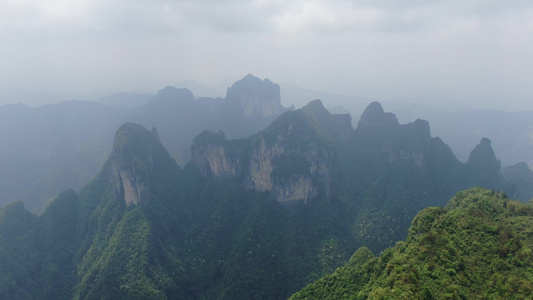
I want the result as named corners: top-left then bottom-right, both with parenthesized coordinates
top-left (0, 84), bottom-right (532, 299)
top-left (0, 75), bottom-right (292, 211)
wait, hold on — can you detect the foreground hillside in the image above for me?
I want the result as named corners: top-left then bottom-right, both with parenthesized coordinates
top-left (291, 188), bottom-right (533, 299)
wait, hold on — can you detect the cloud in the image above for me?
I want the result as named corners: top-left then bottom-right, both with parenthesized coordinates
top-left (1, 0), bottom-right (533, 109)
top-left (271, 1), bottom-right (382, 35)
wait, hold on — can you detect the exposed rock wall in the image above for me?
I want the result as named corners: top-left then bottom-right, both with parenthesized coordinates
top-left (247, 137), bottom-right (282, 191)
top-left (106, 122), bottom-right (178, 207)
top-left (192, 144), bottom-right (241, 181)
top-left (191, 101), bottom-right (341, 204)
top-left (111, 161), bottom-right (151, 207)
top-left (246, 136), bottom-right (334, 203)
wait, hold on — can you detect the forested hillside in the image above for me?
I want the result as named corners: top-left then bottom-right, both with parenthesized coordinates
top-left (291, 188), bottom-right (533, 299)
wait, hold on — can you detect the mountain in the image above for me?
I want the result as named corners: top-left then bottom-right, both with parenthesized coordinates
top-left (0, 74), bottom-right (293, 211)
top-left (1, 100), bottom-right (532, 299)
top-left (290, 187), bottom-right (533, 299)
top-left (373, 105), bottom-right (533, 168)
top-left (191, 100), bottom-right (346, 204)
top-left (0, 190), bottom-right (78, 299)
top-left (73, 122), bottom-right (186, 299)
top-left (502, 162), bottom-right (533, 201)
top-left (129, 74), bottom-right (294, 165)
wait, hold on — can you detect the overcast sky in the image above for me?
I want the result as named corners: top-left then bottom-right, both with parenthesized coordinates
top-left (1, 0), bottom-right (533, 110)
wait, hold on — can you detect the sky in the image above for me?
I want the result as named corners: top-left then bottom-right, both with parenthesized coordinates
top-left (1, 0), bottom-right (533, 110)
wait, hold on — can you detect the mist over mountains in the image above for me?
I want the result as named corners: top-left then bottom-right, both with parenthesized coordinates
top-left (0, 75), bottom-right (532, 213)
top-left (0, 74), bottom-right (532, 299)
top-left (0, 75), bottom-right (293, 211)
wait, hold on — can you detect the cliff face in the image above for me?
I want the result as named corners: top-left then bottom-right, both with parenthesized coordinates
top-left (190, 131), bottom-right (243, 181)
top-left (245, 134), bottom-right (334, 204)
top-left (111, 162), bottom-right (150, 206)
top-left (191, 100), bottom-right (341, 204)
top-left (107, 123), bottom-right (178, 206)
top-left (247, 137), bottom-right (282, 191)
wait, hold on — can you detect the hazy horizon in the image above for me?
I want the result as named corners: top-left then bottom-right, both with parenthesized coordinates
top-left (2, 1), bottom-right (533, 111)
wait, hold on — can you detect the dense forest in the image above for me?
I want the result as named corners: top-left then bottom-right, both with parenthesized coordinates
top-left (291, 188), bottom-right (533, 299)
top-left (0, 84), bottom-right (532, 299)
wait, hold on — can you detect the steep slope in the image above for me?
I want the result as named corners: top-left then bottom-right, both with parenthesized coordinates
top-left (0, 123), bottom-right (187, 300)
top-left (333, 102), bottom-right (466, 251)
top-left (0, 201), bottom-right (40, 299)
top-left (466, 137), bottom-right (502, 188)
top-left (0, 190), bottom-right (79, 300)
top-left (291, 188), bottom-right (533, 299)
top-left (190, 100), bottom-right (533, 259)
top-left (74, 122), bottom-right (186, 299)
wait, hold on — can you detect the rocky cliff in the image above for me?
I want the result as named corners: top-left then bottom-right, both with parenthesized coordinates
top-left (190, 130), bottom-right (243, 181)
top-left (191, 100), bottom-right (342, 204)
top-left (107, 123), bottom-right (178, 206)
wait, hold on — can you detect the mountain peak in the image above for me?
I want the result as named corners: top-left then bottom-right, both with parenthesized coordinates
top-left (406, 119), bottom-right (431, 140)
top-left (156, 86), bottom-right (194, 100)
top-left (357, 101), bottom-right (399, 128)
top-left (467, 137), bottom-right (500, 169)
top-left (108, 122), bottom-right (177, 206)
top-left (300, 99), bottom-right (353, 141)
top-left (301, 99), bottom-right (327, 113)
top-left (225, 74), bottom-right (289, 119)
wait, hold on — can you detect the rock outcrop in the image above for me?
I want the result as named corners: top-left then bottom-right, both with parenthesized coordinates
top-left (226, 74), bottom-right (293, 120)
top-left (107, 123), bottom-right (178, 206)
top-left (190, 131), bottom-right (243, 181)
top-left (191, 100), bottom-right (340, 204)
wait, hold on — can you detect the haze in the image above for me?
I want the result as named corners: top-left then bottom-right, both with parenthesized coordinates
top-left (1, 0), bottom-right (532, 110)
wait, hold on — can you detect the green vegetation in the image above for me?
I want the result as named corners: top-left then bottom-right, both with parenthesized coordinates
top-left (291, 188), bottom-right (533, 299)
